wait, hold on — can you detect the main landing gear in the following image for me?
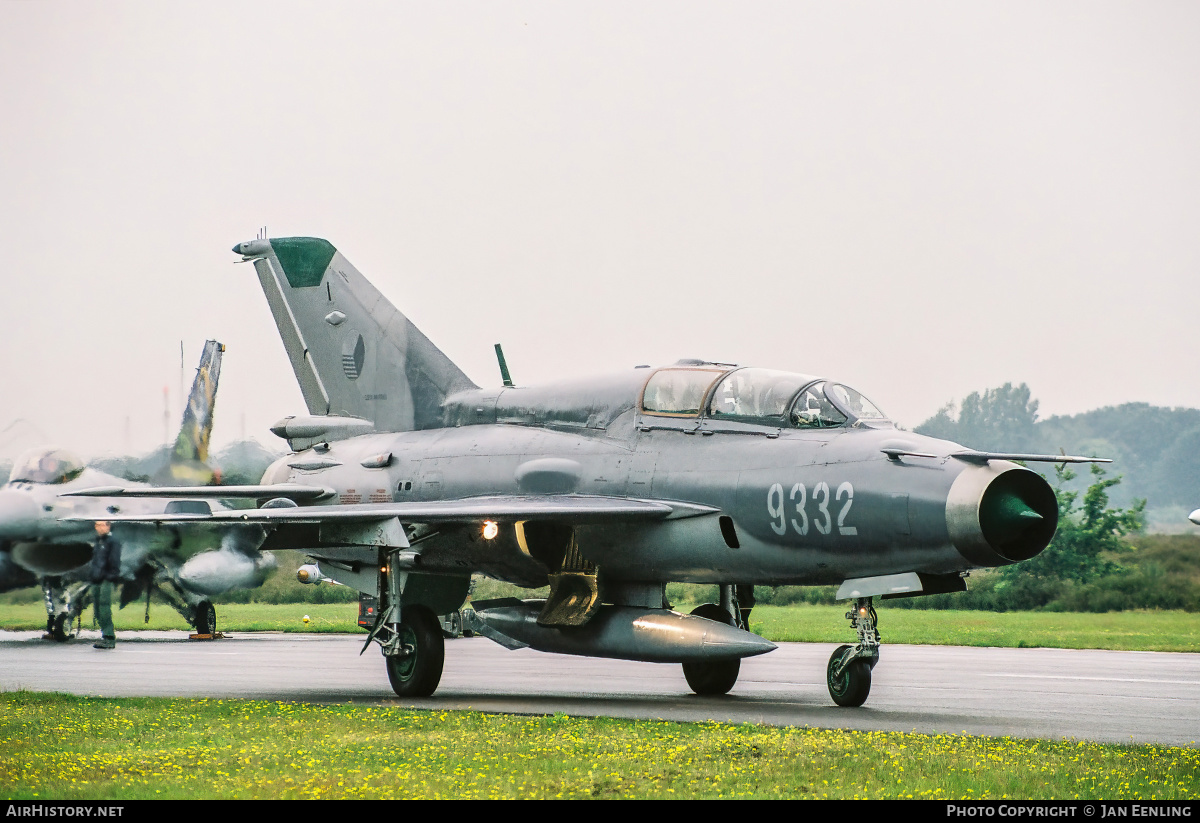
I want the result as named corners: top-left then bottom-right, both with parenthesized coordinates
top-left (682, 584), bottom-right (754, 696)
top-left (682, 603), bottom-right (741, 695)
top-left (127, 564), bottom-right (222, 639)
top-left (382, 605), bottom-right (444, 698)
top-left (192, 600), bottom-right (217, 636)
top-left (368, 549), bottom-right (445, 698)
top-left (827, 597), bottom-right (880, 707)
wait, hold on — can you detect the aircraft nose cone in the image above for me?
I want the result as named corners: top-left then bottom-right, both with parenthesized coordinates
top-left (0, 489), bottom-right (40, 540)
top-left (1189, 509), bottom-right (1200, 526)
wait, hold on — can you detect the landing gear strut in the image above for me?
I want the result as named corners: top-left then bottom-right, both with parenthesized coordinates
top-left (371, 548), bottom-right (445, 698)
top-left (827, 597), bottom-right (880, 707)
top-left (41, 578), bottom-right (87, 642)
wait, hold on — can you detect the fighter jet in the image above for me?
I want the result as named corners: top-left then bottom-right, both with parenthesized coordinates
top-left (72, 237), bottom-right (1107, 706)
top-left (2, 341), bottom-right (275, 639)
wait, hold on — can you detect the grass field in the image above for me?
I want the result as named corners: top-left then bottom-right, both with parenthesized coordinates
top-left (4, 601), bottom-right (1198, 652)
top-left (0, 602), bottom-right (361, 634)
top-left (2, 691), bottom-right (1197, 800)
top-left (749, 605), bottom-right (1200, 652)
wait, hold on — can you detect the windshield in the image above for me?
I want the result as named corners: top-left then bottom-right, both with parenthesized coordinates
top-left (825, 383), bottom-right (888, 421)
top-left (9, 448), bottom-right (85, 484)
top-left (708, 368), bottom-right (819, 425)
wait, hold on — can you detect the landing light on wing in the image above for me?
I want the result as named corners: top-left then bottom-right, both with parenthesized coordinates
top-left (482, 520), bottom-right (499, 540)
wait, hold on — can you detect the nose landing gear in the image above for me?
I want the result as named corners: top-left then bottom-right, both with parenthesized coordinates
top-left (41, 578), bottom-right (87, 642)
top-left (826, 597), bottom-right (880, 707)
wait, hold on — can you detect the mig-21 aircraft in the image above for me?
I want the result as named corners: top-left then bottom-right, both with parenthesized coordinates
top-left (2, 340), bottom-right (275, 638)
top-left (70, 237), bottom-right (1107, 705)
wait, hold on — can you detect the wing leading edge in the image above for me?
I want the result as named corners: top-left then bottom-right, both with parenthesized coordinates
top-left (62, 494), bottom-right (713, 526)
top-left (62, 483), bottom-right (334, 500)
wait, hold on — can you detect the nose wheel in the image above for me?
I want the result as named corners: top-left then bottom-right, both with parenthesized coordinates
top-left (48, 612), bottom-right (74, 642)
top-left (41, 578), bottom-right (84, 642)
top-left (827, 597), bottom-right (880, 707)
top-left (827, 644), bottom-right (874, 706)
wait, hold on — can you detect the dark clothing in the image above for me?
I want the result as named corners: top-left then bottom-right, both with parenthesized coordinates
top-left (89, 534), bottom-right (122, 584)
top-left (93, 581), bottom-right (115, 642)
top-left (90, 534), bottom-right (120, 645)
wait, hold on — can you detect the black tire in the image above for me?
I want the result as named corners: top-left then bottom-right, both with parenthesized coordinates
top-left (827, 644), bottom-right (872, 707)
top-left (195, 601), bottom-right (216, 635)
top-left (49, 613), bottom-right (72, 642)
top-left (385, 605), bottom-right (445, 698)
top-left (682, 603), bottom-right (741, 696)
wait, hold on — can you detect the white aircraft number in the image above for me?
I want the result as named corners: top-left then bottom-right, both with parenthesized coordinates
top-left (767, 481), bottom-right (858, 537)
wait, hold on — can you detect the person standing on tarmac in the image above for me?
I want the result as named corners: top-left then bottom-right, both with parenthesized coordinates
top-left (90, 521), bottom-right (121, 650)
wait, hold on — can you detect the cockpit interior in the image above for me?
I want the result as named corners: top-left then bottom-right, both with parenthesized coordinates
top-left (640, 366), bottom-right (888, 429)
top-left (7, 448), bottom-right (86, 485)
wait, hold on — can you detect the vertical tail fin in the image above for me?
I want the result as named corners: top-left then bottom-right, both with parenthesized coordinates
top-left (233, 237), bottom-right (477, 432)
top-left (154, 340), bottom-right (224, 485)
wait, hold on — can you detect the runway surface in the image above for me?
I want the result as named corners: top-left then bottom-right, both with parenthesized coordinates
top-left (2, 628), bottom-right (1197, 747)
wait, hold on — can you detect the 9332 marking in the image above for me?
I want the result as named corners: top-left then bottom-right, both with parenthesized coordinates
top-left (767, 481), bottom-right (857, 537)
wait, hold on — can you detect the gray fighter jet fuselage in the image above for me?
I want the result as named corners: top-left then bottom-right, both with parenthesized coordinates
top-left (257, 370), bottom-right (1053, 590)
top-left (76, 237), bottom-right (1105, 706)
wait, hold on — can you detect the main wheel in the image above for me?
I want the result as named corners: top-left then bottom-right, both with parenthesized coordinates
top-left (827, 644), bottom-right (872, 707)
top-left (194, 601), bottom-right (216, 635)
top-left (385, 606), bottom-right (445, 698)
top-left (682, 603), bottom-right (741, 696)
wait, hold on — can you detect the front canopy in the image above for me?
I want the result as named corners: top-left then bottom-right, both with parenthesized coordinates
top-left (8, 447), bottom-right (84, 485)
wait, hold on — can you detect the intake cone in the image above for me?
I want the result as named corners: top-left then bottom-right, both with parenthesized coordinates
top-left (948, 464), bottom-right (1058, 566)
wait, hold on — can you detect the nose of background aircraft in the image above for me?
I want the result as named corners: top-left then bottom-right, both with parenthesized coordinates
top-left (0, 489), bottom-right (41, 540)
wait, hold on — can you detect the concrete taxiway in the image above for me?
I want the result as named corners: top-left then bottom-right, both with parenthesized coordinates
top-left (2, 630), bottom-right (1197, 747)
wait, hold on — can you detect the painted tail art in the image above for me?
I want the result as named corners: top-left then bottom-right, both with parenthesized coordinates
top-left (153, 339), bottom-right (224, 485)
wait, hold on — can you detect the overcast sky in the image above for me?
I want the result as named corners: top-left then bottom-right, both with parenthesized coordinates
top-left (2, 2), bottom-right (1198, 460)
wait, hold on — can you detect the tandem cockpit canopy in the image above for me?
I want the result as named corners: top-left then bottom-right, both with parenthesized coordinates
top-left (640, 366), bottom-right (890, 429)
top-left (8, 448), bottom-right (85, 485)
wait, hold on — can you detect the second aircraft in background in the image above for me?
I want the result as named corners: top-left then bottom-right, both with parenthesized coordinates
top-left (1, 340), bottom-right (276, 638)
